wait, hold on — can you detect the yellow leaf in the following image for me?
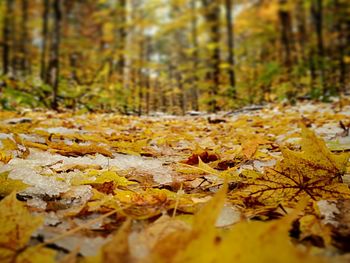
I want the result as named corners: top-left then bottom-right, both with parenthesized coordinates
top-left (75, 170), bottom-right (135, 187)
top-left (1, 138), bottom-right (18, 151)
top-left (241, 134), bottom-right (270, 159)
top-left (154, 195), bottom-right (325, 263)
top-left (22, 140), bottom-right (49, 151)
top-left (299, 214), bottom-right (332, 246)
top-left (110, 139), bottom-right (149, 155)
top-left (0, 193), bottom-right (55, 262)
top-left (216, 216), bottom-right (324, 263)
top-left (298, 123), bottom-right (349, 175)
top-left (88, 192), bottom-right (119, 212)
top-left (242, 140), bottom-right (259, 159)
top-left (85, 219), bottom-right (132, 263)
top-left (0, 172), bottom-right (28, 196)
top-left (242, 126), bottom-right (350, 204)
top-left (197, 157), bottom-right (221, 177)
top-left (0, 150), bottom-right (12, 164)
top-left (152, 183), bottom-right (227, 262)
top-left (12, 133), bottom-right (30, 159)
top-left (178, 157), bottom-right (224, 178)
top-left (16, 245), bottom-right (56, 263)
top-left (48, 141), bottom-right (113, 157)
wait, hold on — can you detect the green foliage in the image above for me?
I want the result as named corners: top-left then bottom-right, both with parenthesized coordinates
top-left (258, 62), bottom-right (281, 87)
top-left (1, 87), bottom-right (37, 110)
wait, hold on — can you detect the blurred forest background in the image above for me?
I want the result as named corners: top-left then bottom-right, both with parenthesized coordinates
top-left (0, 0), bottom-right (349, 114)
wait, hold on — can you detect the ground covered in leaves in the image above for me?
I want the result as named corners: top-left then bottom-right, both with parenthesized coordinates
top-left (2, 100), bottom-right (350, 262)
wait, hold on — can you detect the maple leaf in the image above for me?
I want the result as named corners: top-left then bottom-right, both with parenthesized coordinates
top-left (0, 192), bottom-right (56, 263)
top-left (241, 125), bottom-right (350, 204)
top-left (285, 124), bottom-right (348, 179)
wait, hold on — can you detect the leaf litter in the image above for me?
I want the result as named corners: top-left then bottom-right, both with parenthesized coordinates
top-left (1, 100), bottom-right (350, 262)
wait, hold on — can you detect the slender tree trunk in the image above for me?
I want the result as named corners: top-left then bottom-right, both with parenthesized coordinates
top-left (116, 0), bottom-right (126, 78)
top-left (48, 0), bottom-right (62, 109)
top-left (311, 0), bottom-right (326, 95)
top-left (294, 0), bottom-right (309, 92)
top-left (130, 66), bottom-right (137, 113)
top-left (151, 78), bottom-right (159, 112)
top-left (2, 0), bottom-right (14, 75)
top-left (225, 0), bottom-right (236, 99)
top-left (175, 71), bottom-right (186, 115)
top-left (346, 13), bottom-right (350, 94)
top-left (115, 0), bottom-right (127, 112)
top-left (170, 3), bottom-right (188, 115)
top-left (295, 0), bottom-right (307, 62)
top-left (333, 0), bottom-right (346, 94)
top-left (138, 39), bottom-right (144, 116)
top-left (19, 0), bottom-right (29, 75)
top-left (201, 0), bottom-right (221, 112)
top-left (145, 76), bottom-right (151, 115)
top-left (190, 0), bottom-right (199, 111)
top-left (278, 0), bottom-right (293, 70)
top-left (168, 64), bottom-right (176, 114)
top-left (41, 0), bottom-right (50, 81)
top-left (309, 48), bottom-right (317, 93)
top-left (144, 36), bottom-right (151, 115)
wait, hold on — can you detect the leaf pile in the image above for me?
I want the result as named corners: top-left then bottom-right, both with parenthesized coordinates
top-left (0, 101), bottom-right (350, 262)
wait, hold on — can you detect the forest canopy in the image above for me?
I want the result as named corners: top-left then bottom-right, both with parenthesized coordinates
top-left (0, 0), bottom-right (349, 113)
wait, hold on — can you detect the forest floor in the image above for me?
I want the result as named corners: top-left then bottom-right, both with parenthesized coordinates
top-left (2, 99), bottom-right (350, 262)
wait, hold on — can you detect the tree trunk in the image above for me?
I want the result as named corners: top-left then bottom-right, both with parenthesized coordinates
top-left (190, 0), bottom-right (199, 111)
top-left (41, 0), bottom-right (50, 81)
top-left (116, 0), bottom-right (127, 78)
top-left (2, 0), bottom-right (14, 75)
top-left (144, 36), bottom-right (152, 115)
top-left (19, 0), bottom-right (30, 75)
top-left (170, 2), bottom-right (188, 115)
top-left (295, 0), bottom-right (307, 62)
top-left (278, 0), bottom-right (293, 70)
top-left (115, 0), bottom-right (127, 112)
top-left (48, 0), bottom-right (62, 109)
top-left (311, 0), bottom-right (326, 95)
top-left (225, 0), bottom-right (236, 99)
top-left (333, 0), bottom-right (346, 94)
top-left (201, 0), bottom-right (221, 112)
top-left (138, 39), bottom-right (144, 116)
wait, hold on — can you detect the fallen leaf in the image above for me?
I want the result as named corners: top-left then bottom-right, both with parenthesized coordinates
top-left (85, 219), bottom-right (132, 263)
top-left (0, 192), bottom-right (56, 262)
top-left (242, 125), bottom-right (350, 204)
top-left (0, 172), bottom-right (28, 196)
